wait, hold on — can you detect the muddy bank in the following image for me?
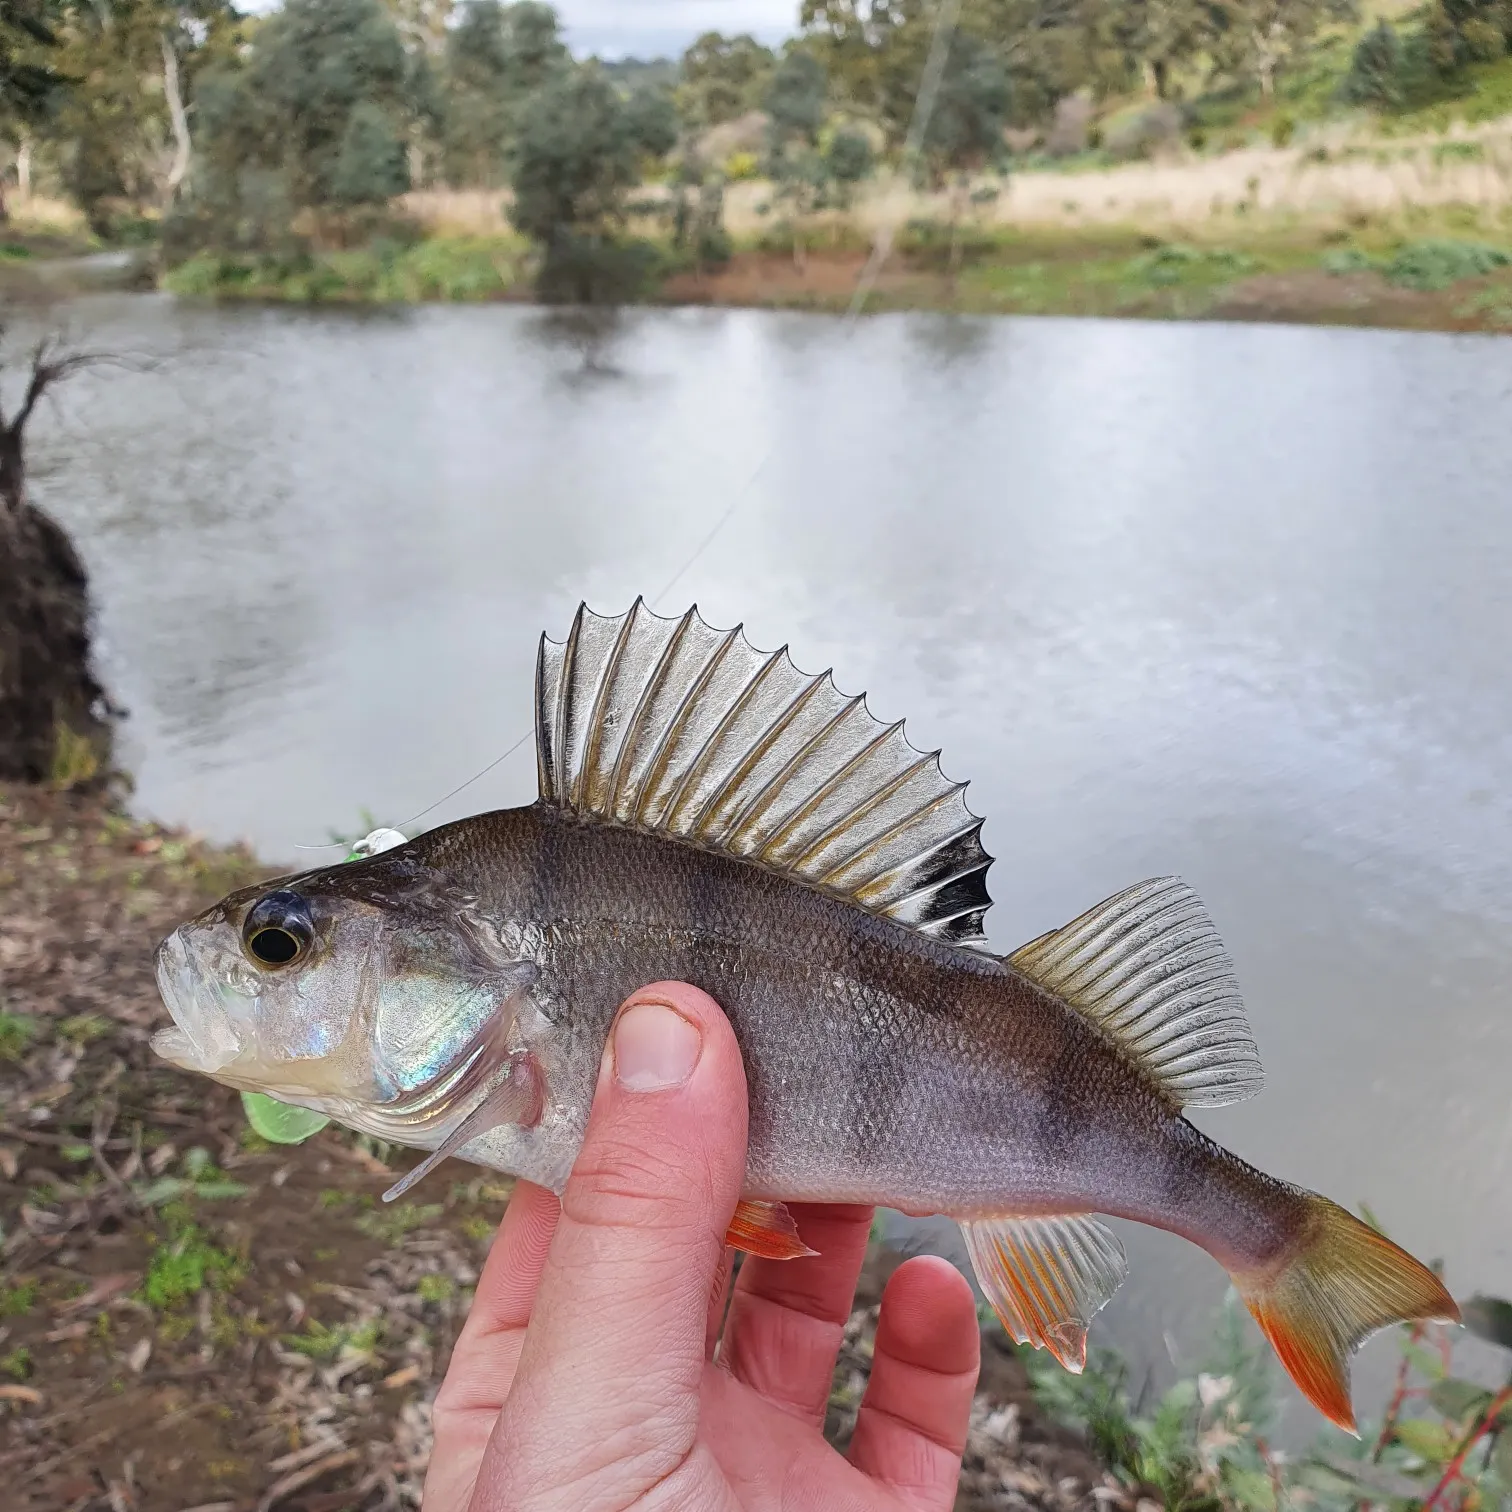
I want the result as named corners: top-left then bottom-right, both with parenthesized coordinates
top-left (0, 784), bottom-right (1126, 1512)
top-left (660, 245), bottom-right (1512, 333)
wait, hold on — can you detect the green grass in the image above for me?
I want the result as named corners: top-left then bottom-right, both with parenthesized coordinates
top-left (354, 1201), bottom-right (444, 1245)
top-left (0, 1008), bottom-right (36, 1061)
top-left (163, 234), bottom-right (531, 304)
top-left (416, 1274), bottom-right (454, 1304)
top-left (1, 1346), bottom-right (31, 1380)
top-left (141, 1221), bottom-right (245, 1309)
top-left (281, 1317), bottom-right (381, 1361)
top-left (0, 1281), bottom-right (37, 1317)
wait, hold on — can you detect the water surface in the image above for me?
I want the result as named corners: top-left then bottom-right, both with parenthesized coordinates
top-left (35, 296), bottom-right (1512, 1420)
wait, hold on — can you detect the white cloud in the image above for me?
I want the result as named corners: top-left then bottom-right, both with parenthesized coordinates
top-left (239, 0), bottom-right (797, 58)
top-left (559, 1), bottom-right (794, 57)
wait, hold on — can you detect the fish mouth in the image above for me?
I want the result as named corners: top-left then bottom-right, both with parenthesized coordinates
top-left (152, 928), bottom-right (244, 1075)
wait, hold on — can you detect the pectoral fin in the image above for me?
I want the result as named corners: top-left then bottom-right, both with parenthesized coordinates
top-left (961, 1213), bottom-right (1127, 1371)
top-left (724, 1199), bottom-right (817, 1260)
top-left (382, 1050), bottom-right (544, 1204)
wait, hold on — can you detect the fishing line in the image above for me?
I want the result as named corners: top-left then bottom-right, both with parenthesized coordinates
top-left (297, 0), bottom-right (966, 850)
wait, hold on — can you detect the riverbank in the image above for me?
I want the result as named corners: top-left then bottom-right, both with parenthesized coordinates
top-left (157, 217), bottom-right (1512, 333)
top-left (0, 782), bottom-right (1119, 1512)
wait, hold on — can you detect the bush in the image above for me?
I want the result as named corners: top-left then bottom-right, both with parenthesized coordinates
top-left (1384, 237), bottom-right (1511, 289)
top-left (1129, 244), bottom-right (1257, 286)
top-left (1321, 247), bottom-right (1375, 274)
top-left (723, 150), bottom-right (760, 180)
top-left (1343, 21), bottom-right (1407, 107)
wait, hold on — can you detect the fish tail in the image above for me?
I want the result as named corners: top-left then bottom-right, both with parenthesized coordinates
top-left (1230, 1194), bottom-right (1458, 1433)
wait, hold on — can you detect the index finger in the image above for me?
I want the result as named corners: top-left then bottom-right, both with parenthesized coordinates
top-left (468, 983), bottom-right (748, 1506)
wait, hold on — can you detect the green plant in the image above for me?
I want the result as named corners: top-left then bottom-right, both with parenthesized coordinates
top-left (1322, 247), bottom-right (1375, 274)
top-left (282, 1317), bottom-right (381, 1361)
top-left (0, 1008), bottom-right (35, 1061)
top-left (1027, 1294), bottom-right (1281, 1511)
top-left (417, 1274), bottom-right (454, 1303)
top-left (141, 1221), bottom-right (244, 1308)
top-left (0, 1280), bottom-right (37, 1317)
top-left (1385, 238), bottom-right (1511, 289)
top-left (1, 1346), bottom-right (31, 1380)
top-left (355, 1201), bottom-right (444, 1245)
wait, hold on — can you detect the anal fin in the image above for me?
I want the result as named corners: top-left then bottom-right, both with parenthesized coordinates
top-left (961, 1213), bottom-right (1127, 1371)
top-left (724, 1199), bottom-right (818, 1260)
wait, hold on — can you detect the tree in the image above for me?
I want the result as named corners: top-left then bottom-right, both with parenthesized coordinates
top-left (441, 0), bottom-right (567, 188)
top-left (676, 31), bottom-right (775, 128)
top-left (508, 61), bottom-right (668, 302)
top-left (799, 0), bottom-right (924, 128)
top-left (763, 48), bottom-right (830, 270)
top-left (1424, 0), bottom-right (1511, 74)
top-left (1341, 18), bottom-right (1404, 105)
top-left (1108, 0), bottom-right (1214, 98)
top-left (173, 0), bottom-right (417, 254)
top-left (0, 0), bottom-right (66, 220)
top-left (914, 30), bottom-right (1009, 286)
top-left (1207, 0), bottom-right (1358, 96)
top-left (42, 0), bottom-right (239, 233)
top-left (0, 314), bottom-right (133, 784)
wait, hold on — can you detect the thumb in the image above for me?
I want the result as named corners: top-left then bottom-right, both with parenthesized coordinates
top-left (467, 982), bottom-right (747, 1510)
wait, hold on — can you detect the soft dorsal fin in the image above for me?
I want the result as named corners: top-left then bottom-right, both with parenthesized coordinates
top-left (535, 600), bottom-right (995, 948)
top-left (1010, 877), bottom-right (1263, 1108)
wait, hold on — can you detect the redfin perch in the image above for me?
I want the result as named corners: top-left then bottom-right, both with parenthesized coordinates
top-left (152, 600), bottom-right (1457, 1429)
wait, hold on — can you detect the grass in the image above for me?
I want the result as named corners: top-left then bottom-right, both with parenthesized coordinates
top-left (164, 234), bottom-right (531, 304)
top-left (141, 1217), bottom-right (246, 1309)
top-left (0, 1280), bottom-right (37, 1317)
top-left (1, 1346), bottom-right (32, 1380)
top-left (0, 1007), bottom-right (35, 1061)
top-left (354, 1201), bottom-right (444, 1245)
top-left (282, 1318), bottom-right (382, 1362)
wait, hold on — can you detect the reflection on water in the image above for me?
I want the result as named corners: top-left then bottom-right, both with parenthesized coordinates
top-left (34, 295), bottom-right (1512, 1419)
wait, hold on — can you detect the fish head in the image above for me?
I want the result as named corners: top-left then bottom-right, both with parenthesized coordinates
top-left (152, 852), bottom-right (532, 1131)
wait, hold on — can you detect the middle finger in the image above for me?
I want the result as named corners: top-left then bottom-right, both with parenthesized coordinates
top-left (719, 1203), bottom-right (875, 1424)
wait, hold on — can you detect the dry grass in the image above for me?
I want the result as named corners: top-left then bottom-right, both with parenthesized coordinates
top-left (400, 188), bottom-right (510, 236)
top-left (402, 122), bottom-right (1512, 247)
top-left (5, 192), bottom-right (89, 238)
top-left (721, 119), bottom-right (1512, 238)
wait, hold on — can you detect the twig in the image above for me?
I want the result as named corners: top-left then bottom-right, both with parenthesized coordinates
top-left (1371, 1320), bottom-right (1425, 1461)
top-left (255, 1447), bottom-right (362, 1512)
top-left (1421, 1384), bottom-right (1512, 1512)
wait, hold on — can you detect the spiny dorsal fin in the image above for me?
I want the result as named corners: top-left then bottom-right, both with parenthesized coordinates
top-left (1010, 877), bottom-right (1263, 1108)
top-left (961, 1213), bottom-right (1128, 1372)
top-left (535, 600), bottom-right (995, 948)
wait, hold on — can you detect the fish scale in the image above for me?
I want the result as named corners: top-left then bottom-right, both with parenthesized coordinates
top-left (153, 599), bottom-right (1458, 1432)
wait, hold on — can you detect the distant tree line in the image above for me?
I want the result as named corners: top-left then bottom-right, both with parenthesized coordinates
top-left (0, 0), bottom-right (1507, 292)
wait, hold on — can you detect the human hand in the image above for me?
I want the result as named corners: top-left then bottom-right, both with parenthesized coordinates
top-left (423, 981), bottom-right (982, 1512)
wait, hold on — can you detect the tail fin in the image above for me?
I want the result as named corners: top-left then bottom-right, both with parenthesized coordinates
top-left (1234, 1196), bottom-right (1458, 1433)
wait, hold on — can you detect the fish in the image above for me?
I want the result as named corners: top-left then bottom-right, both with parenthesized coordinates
top-left (152, 599), bottom-right (1457, 1430)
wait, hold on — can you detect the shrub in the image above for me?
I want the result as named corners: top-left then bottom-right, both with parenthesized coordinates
top-left (1342, 21), bottom-right (1407, 107)
top-left (1385, 237), bottom-right (1511, 289)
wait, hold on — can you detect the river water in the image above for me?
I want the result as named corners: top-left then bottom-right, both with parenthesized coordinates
top-left (32, 294), bottom-right (1512, 1421)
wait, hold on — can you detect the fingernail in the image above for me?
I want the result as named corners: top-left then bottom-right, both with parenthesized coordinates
top-left (614, 1001), bottom-right (702, 1091)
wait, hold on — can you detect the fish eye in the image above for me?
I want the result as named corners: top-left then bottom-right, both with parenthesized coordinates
top-left (242, 890), bottom-right (314, 969)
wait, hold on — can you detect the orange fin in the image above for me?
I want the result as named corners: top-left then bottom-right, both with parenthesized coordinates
top-left (1235, 1197), bottom-right (1459, 1434)
top-left (724, 1199), bottom-right (817, 1260)
top-left (961, 1213), bottom-right (1127, 1372)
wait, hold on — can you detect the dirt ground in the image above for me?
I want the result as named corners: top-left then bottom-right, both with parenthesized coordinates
top-left (661, 246), bottom-right (1512, 332)
top-left (1, 783), bottom-right (1131, 1512)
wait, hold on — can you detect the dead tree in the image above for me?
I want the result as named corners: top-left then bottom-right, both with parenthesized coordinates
top-left (0, 324), bottom-right (129, 784)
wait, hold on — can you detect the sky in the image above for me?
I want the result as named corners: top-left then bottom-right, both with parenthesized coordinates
top-left (553, 1), bottom-right (795, 58)
top-left (241, 1), bottom-right (798, 59)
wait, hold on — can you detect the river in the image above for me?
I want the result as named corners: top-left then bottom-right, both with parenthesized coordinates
top-left (32, 293), bottom-right (1512, 1421)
